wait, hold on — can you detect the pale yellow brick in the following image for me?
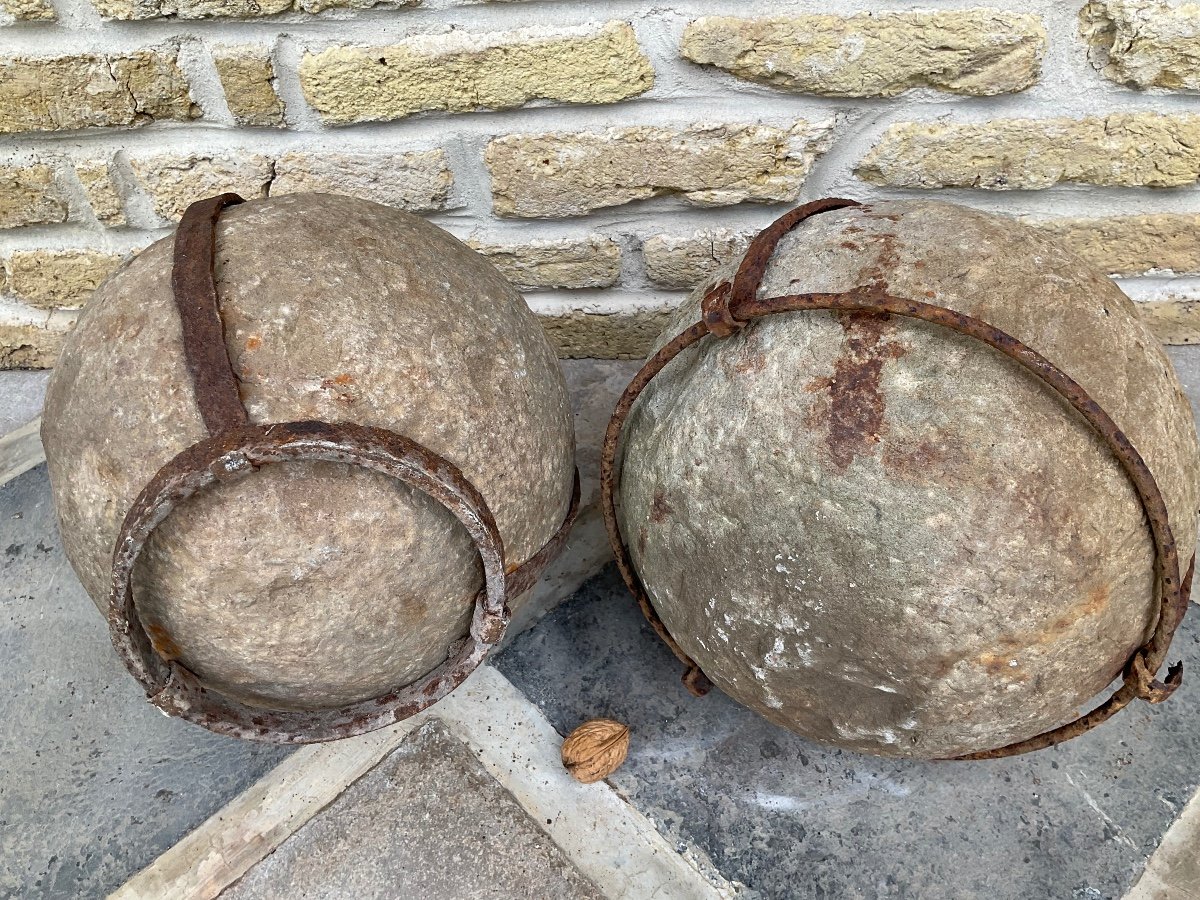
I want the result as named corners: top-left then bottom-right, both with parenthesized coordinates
top-left (300, 22), bottom-right (653, 126)
top-left (92, 0), bottom-right (412, 18)
top-left (93, 0), bottom-right (283, 17)
top-left (129, 153), bottom-right (273, 222)
top-left (683, 11), bottom-right (1044, 98)
top-left (642, 230), bottom-right (754, 290)
top-left (1031, 214), bottom-right (1200, 275)
top-left (270, 150), bottom-right (452, 212)
top-left (0, 49), bottom-right (196, 133)
top-left (1082, 1), bottom-right (1200, 90)
top-left (0, 322), bottom-right (68, 368)
top-left (857, 114), bottom-right (1200, 189)
top-left (467, 237), bottom-right (621, 290)
top-left (213, 47), bottom-right (285, 127)
top-left (1138, 298), bottom-right (1200, 343)
top-left (0, 165), bottom-right (68, 230)
top-left (4, 250), bottom-right (125, 309)
top-left (0, 0), bottom-right (55, 20)
top-left (487, 122), bottom-right (833, 219)
top-left (75, 160), bottom-right (127, 227)
top-left (296, 0), bottom-right (412, 11)
top-left (537, 306), bottom-right (675, 360)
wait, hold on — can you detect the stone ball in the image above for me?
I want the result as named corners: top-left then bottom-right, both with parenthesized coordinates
top-left (616, 200), bottom-right (1200, 759)
top-left (43, 193), bottom-right (574, 712)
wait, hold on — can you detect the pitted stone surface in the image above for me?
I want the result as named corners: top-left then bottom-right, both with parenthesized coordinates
top-left (41, 193), bottom-right (574, 711)
top-left (616, 200), bottom-right (1200, 758)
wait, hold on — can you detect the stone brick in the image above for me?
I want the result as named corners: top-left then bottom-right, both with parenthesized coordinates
top-left (299, 22), bottom-right (653, 126)
top-left (682, 11), bottom-right (1044, 97)
top-left (642, 230), bottom-right (753, 290)
top-left (75, 160), bottom-right (126, 227)
top-left (857, 114), bottom-right (1200, 189)
top-left (129, 153), bottom-right (273, 222)
top-left (467, 237), bottom-right (621, 290)
top-left (1138, 299), bottom-right (1200, 344)
top-left (0, 165), bottom-right (68, 230)
top-left (1082, 1), bottom-right (1200, 90)
top-left (0, 49), bottom-right (196, 133)
top-left (487, 122), bottom-right (833, 218)
top-left (1, 0), bottom-right (55, 20)
top-left (0, 322), bottom-right (68, 368)
top-left (537, 306), bottom-right (675, 359)
top-left (4, 250), bottom-right (125, 309)
top-left (213, 47), bottom-right (284, 127)
top-left (270, 150), bottom-right (452, 212)
top-left (1032, 214), bottom-right (1200, 275)
top-left (91, 0), bottom-right (413, 19)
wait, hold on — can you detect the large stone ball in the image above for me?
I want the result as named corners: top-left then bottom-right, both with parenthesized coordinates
top-left (617, 200), bottom-right (1200, 759)
top-left (43, 193), bottom-right (574, 712)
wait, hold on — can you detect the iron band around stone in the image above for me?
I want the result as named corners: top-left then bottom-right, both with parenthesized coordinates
top-left (600, 197), bottom-right (1193, 761)
top-left (105, 194), bottom-right (581, 744)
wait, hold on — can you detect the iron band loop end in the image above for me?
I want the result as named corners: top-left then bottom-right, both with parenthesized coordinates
top-left (701, 281), bottom-right (744, 339)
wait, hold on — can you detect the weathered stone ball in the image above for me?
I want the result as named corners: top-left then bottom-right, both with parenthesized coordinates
top-left (43, 193), bottom-right (574, 712)
top-left (617, 200), bottom-right (1200, 759)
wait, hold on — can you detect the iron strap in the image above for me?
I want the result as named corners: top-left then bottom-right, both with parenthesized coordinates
top-left (599, 197), bottom-right (1194, 760)
top-left (107, 194), bottom-right (580, 744)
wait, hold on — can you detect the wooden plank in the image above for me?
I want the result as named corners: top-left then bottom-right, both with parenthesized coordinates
top-left (110, 719), bottom-right (421, 900)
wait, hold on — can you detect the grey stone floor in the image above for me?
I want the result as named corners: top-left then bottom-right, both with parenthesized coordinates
top-left (496, 566), bottom-right (1200, 900)
top-left (221, 720), bottom-right (603, 900)
top-left (1167, 347), bottom-right (1200, 425)
top-left (0, 370), bottom-right (49, 435)
top-left (0, 466), bottom-right (292, 899)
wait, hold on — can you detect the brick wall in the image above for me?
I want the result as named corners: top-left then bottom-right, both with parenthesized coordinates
top-left (2, 0), bottom-right (1200, 367)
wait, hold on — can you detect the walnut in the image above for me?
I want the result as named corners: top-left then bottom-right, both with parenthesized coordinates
top-left (560, 718), bottom-right (630, 784)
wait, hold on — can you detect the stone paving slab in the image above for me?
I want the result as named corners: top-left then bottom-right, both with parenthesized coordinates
top-left (1166, 348), bottom-right (1200, 424)
top-left (496, 566), bottom-right (1200, 900)
top-left (220, 719), bottom-right (605, 900)
top-left (0, 371), bottom-right (49, 436)
top-left (0, 466), bottom-right (292, 899)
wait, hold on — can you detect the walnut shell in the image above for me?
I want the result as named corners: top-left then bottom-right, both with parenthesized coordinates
top-left (561, 718), bottom-right (630, 784)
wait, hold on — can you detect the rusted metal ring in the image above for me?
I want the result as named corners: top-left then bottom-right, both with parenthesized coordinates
top-left (601, 197), bottom-right (1193, 759)
top-left (110, 420), bottom-right (511, 744)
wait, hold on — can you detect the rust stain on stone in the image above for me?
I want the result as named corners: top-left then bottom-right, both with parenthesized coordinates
top-left (320, 373), bottom-right (359, 404)
top-left (882, 436), bottom-right (953, 481)
top-left (649, 489), bottom-right (673, 524)
top-left (145, 622), bottom-right (182, 661)
top-left (977, 651), bottom-right (1029, 681)
top-left (804, 312), bottom-right (907, 473)
top-left (245, 335), bottom-right (262, 351)
top-left (972, 583), bottom-right (1114, 680)
top-left (1042, 583), bottom-right (1110, 641)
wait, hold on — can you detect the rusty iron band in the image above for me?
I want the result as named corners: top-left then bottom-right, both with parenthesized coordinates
top-left (600, 197), bottom-right (1194, 760)
top-left (108, 193), bottom-right (579, 744)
